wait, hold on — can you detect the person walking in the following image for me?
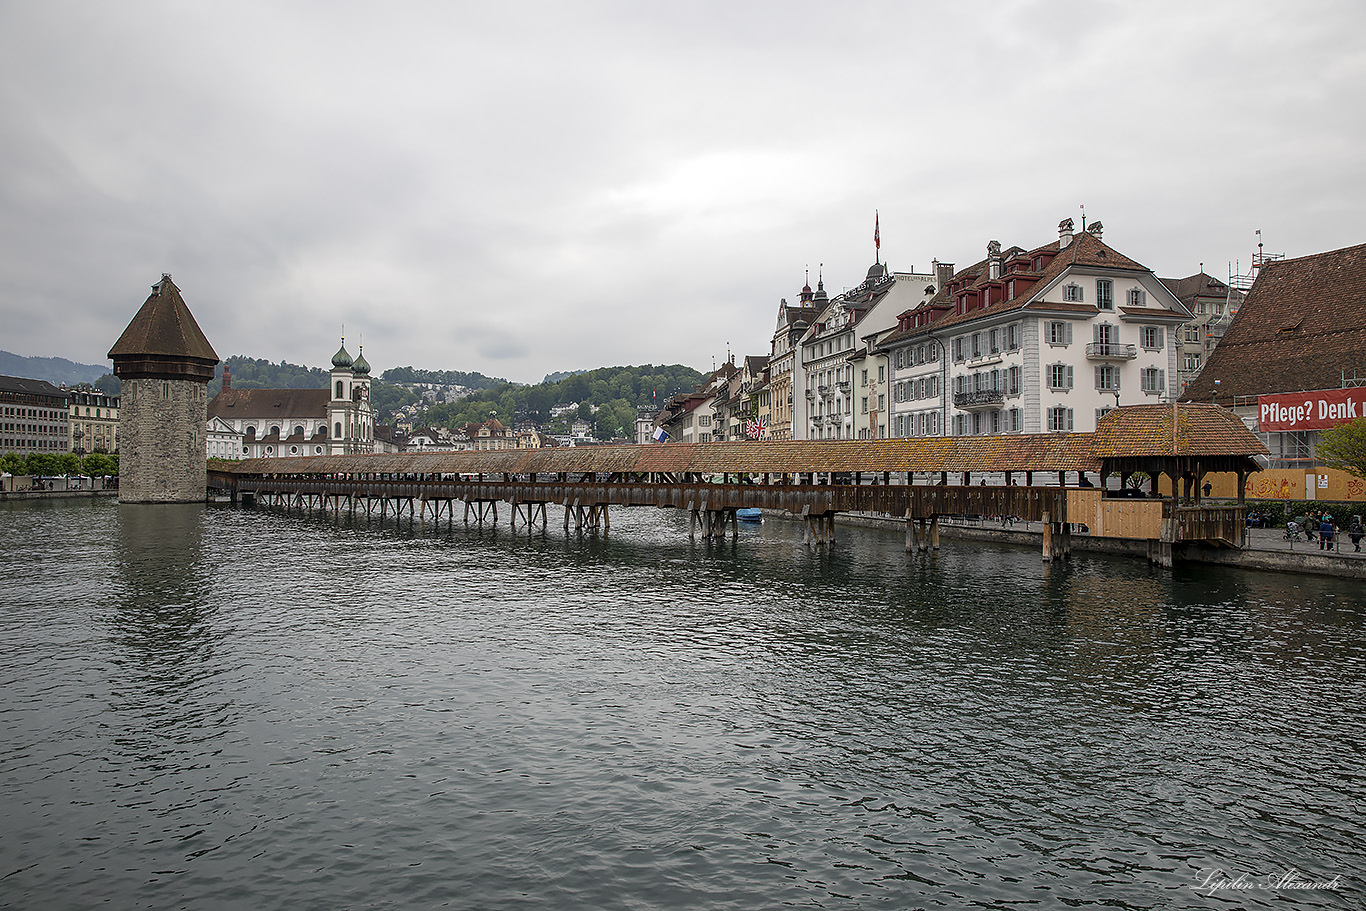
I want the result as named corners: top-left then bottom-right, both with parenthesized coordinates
top-left (1319, 514), bottom-right (1337, 551)
top-left (1349, 516), bottom-right (1364, 553)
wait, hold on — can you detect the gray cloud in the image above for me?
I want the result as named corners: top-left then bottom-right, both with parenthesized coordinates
top-left (2, 0), bottom-right (1364, 382)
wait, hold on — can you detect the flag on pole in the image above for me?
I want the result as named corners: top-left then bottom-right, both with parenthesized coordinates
top-left (652, 426), bottom-right (669, 443)
top-left (874, 211), bottom-right (880, 252)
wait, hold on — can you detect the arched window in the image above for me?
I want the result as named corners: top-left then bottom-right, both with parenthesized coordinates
top-left (245, 426), bottom-right (256, 440)
top-left (336, 381), bottom-right (344, 398)
top-left (270, 425), bottom-right (280, 436)
top-left (335, 422), bottom-right (342, 438)
top-left (293, 425), bottom-right (304, 437)
top-left (318, 424), bottom-right (327, 438)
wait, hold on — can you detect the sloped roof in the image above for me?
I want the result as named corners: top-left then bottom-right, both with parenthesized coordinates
top-left (1159, 271), bottom-right (1230, 303)
top-left (0, 374), bottom-right (67, 398)
top-left (218, 433), bottom-right (1104, 476)
top-left (208, 388), bottom-right (330, 419)
top-left (1091, 403), bottom-right (1266, 458)
top-left (875, 230), bottom-right (1179, 350)
top-left (108, 274), bottom-right (218, 362)
top-left (1182, 242), bottom-right (1366, 404)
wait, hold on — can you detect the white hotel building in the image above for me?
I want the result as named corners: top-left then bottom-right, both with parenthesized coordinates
top-left (876, 219), bottom-right (1190, 437)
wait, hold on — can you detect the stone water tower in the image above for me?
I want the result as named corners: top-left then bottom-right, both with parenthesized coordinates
top-left (108, 274), bottom-right (219, 503)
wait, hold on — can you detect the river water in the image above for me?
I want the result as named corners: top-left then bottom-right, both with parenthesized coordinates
top-left (1, 497), bottom-right (1361, 910)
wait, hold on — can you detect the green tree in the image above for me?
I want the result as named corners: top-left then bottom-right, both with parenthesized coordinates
top-left (24, 452), bottom-right (59, 476)
top-left (83, 452), bottom-right (118, 477)
top-left (1318, 417), bottom-right (1366, 479)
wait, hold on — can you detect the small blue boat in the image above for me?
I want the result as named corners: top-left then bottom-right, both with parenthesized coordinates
top-left (736, 508), bottom-right (763, 522)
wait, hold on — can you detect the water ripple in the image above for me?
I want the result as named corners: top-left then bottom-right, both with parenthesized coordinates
top-left (0, 498), bottom-right (1360, 909)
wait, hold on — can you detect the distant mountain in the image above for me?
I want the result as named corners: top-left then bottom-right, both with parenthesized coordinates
top-left (0, 350), bottom-right (110, 386)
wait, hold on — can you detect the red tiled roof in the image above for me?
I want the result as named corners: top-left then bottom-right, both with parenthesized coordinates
top-left (875, 230), bottom-right (1179, 349)
top-left (1182, 242), bottom-right (1366, 404)
top-left (208, 388), bottom-right (330, 419)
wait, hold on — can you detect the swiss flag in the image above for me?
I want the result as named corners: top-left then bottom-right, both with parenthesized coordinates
top-left (874, 211), bottom-right (880, 250)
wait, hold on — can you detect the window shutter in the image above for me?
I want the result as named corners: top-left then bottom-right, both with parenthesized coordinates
top-left (1095, 365), bottom-right (1104, 389)
top-left (1159, 369), bottom-right (1165, 389)
top-left (1066, 408), bottom-right (1074, 431)
top-left (1154, 327), bottom-right (1164, 347)
top-left (1066, 366), bottom-right (1074, 389)
top-left (1064, 323), bottom-right (1073, 344)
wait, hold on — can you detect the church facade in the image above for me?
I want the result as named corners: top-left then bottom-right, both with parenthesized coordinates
top-left (207, 339), bottom-right (380, 458)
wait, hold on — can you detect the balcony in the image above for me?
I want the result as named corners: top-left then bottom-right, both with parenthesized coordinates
top-left (952, 389), bottom-right (1005, 410)
top-left (965, 351), bottom-right (1003, 369)
top-left (805, 389), bottom-right (815, 399)
top-left (836, 380), bottom-right (851, 393)
top-left (826, 414), bottom-right (842, 425)
top-left (1085, 342), bottom-right (1137, 360)
top-left (818, 384), bottom-right (833, 398)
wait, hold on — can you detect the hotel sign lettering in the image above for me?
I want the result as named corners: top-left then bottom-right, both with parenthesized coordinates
top-left (1258, 388), bottom-right (1366, 431)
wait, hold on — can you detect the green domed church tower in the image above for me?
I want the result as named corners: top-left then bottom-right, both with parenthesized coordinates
top-left (108, 274), bottom-right (219, 503)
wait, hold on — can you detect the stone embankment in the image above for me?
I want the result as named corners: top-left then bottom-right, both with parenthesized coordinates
top-left (830, 513), bottom-right (1366, 580)
top-left (0, 489), bottom-right (118, 502)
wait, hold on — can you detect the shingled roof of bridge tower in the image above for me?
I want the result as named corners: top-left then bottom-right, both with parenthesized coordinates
top-left (1090, 403), bottom-right (1266, 458)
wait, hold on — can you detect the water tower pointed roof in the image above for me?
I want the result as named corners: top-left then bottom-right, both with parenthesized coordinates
top-left (108, 274), bottom-right (218, 380)
top-left (108, 274), bottom-right (218, 363)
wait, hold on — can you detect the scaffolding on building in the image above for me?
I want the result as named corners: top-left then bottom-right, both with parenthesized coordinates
top-left (1206, 248), bottom-right (1281, 347)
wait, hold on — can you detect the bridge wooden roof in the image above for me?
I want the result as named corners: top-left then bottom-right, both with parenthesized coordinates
top-left (219, 434), bottom-right (1095, 477)
top-left (214, 406), bottom-right (1263, 479)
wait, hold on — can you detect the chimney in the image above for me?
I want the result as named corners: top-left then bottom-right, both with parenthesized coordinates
top-left (1058, 217), bottom-right (1075, 248)
top-left (987, 240), bottom-right (1002, 280)
top-left (935, 260), bottom-right (956, 291)
top-left (222, 365), bottom-right (231, 392)
top-left (1086, 220), bottom-right (1104, 241)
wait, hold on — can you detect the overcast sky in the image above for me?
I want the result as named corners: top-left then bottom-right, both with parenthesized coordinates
top-left (2, 1), bottom-right (1362, 384)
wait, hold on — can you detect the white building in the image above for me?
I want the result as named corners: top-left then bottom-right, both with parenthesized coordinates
top-left (878, 220), bottom-right (1190, 438)
top-left (797, 263), bottom-right (937, 439)
top-left (206, 415), bottom-right (244, 459)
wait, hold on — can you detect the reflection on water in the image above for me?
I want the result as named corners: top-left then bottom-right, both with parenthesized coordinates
top-left (0, 497), bottom-right (1361, 910)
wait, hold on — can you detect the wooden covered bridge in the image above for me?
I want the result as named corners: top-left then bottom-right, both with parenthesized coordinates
top-left (207, 404), bottom-right (1266, 564)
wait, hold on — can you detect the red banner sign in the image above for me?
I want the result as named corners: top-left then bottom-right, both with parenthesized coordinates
top-left (1258, 388), bottom-right (1366, 431)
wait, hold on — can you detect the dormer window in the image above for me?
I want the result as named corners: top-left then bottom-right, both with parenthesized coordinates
top-left (1127, 288), bottom-right (1147, 307)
